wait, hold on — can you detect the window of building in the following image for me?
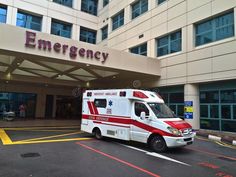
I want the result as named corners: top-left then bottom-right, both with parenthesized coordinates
top-left (94, 99), bottom-right (107, 108)
top-left (112, 10), bottom-right (124, 31)
top-left (195, 11), bottom-right (234, 46)
top-left (200, 89), bottom-right (236, 132)
top-left (131, 0), bottom-right (148, 19)
top-left (81, 0), bottom-right (98, 16)
top-left (130, 43), bottom-right (147, 56)
top-left (53, 0), bottom-right (73, 8)
top-left (157, 30), bottom-right (182, 57)
top-left (103, 0), bottom-right (109, 7)
top-left (0, 6), bottom-right (7, 23)
top-left (16, 11), bottom-right (42, 31)
top-left (51, 19), bottom-right (72, 38)
top-left (101, 25), bottom-right (108, 40)
top-left (157, 0), bottom-right (166, 5)
top-left (80, 27), bottom-right (96, 44)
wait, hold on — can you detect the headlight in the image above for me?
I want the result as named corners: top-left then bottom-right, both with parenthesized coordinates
top-left (167, 127), bottom-right (182, 136)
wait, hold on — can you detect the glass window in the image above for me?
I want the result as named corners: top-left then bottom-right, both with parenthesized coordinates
top-left (80, 27), bottom-right (96, 44)
top-left (94, 99), bottom-right (106, 108)
top-left (222, 120), bottom-right (236, 132)
top-left (135, 102), bottom-right (149, 117)
top-left (233, 105), bottom-right (236, 119)
top-left (221, 105), bottom-right (231, 119)
top-left (221, 90), bottom-right (236, 103)
top-left (0, 92), bottom-right (37, 118)
top-left (200, 119), bottom-right (219, 130)
top-left (17, 11), bottom-right (42, 31)
top-left (200, 105), bottom-right (208, 117)
top-left (210, 105), bottom-right (219, 118)
top-left (177, 105), bottom-right (184, 117)
top-left (53, 0), bottom-right (73, 7)
top-left (51, 19), bottom-right (72, 38)
top-left (131, 0), bottom-right (148, 19)
top-left (103, 0), bottom-right (109, 7)
top-left (130, 43), bottom-right (147, 56)
top-left (169, 92), bottom-right (184, 103)
top-left (101, 25), bottom-right (108, 40)
top-left (112, 10), bottom-right (124, 31)
top-left (81, 0), bottom-right (98, 16)
top-left (0, 6), bottom-right (7, 23)
top-left (195, 12), bottom-right (234, 46)
top-left (200, 91), bottom-right (219, 103)
top-left (157, 0), bottom-right (166, 5)
top-left (157, 30), bottom-right (182, 57)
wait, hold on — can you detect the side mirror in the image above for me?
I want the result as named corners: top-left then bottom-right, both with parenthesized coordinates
top-left (140, 111), bottom-right (146, 120)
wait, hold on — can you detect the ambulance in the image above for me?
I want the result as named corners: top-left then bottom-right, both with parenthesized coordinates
top-left (81, 89), bottom-right (195, 152)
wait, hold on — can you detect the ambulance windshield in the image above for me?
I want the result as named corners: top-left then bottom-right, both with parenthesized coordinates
top-left (148, 103), bottom-right (177, 118)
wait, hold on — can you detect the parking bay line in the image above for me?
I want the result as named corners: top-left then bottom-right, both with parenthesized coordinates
top-left (17, 131), bottom-right (84, 142)
top-left (0, 128), bottom-right (13, 145)
top-left (120, 144), bottom-right (190, 166)
top-left (76, 142), bottom-right (161, 177)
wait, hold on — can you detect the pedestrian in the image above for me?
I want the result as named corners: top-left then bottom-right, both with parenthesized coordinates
top-left (19, 104), bottom-right (26, 118)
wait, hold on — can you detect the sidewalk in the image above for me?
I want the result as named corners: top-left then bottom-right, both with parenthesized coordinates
top-left (196, 129), bottom-right (236, 146)
top-left (0, 118), bottom-right (235, 146)
top-left (0, 118), bottom-right (81, 128)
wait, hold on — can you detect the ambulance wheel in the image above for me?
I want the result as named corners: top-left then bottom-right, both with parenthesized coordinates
top-left (94, 128), bottom-right (102, 140)
top-left (150, 135), bottom-right (167, 153)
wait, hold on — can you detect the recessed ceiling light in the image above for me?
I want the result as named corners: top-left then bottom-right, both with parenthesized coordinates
top-left (17, 62), bottom-right (21, 66)
top-left (113, 76), bottom-right (116, 79)
top-left (86, 64), bottom-right (90, 67)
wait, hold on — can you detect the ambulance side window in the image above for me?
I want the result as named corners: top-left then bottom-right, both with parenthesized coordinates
top-left (135, 102), bottom-right (149, 117)
top-left (94, 99), bottom-right (107, 108)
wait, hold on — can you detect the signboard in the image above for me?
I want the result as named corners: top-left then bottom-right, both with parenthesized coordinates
top-left (184, 101), bottom-right (193, 119)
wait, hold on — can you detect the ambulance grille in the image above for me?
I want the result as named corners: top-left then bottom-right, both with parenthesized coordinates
top-left (182, 128), bottom-right (193, 136)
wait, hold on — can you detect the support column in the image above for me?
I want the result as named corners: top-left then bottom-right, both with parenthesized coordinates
top-left (35, 91), bottom-right (46, 118)
top-left (184, 84), bottom-right (200, 129)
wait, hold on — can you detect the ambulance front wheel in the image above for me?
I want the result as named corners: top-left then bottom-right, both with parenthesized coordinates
top-left (93, 128), bottom-right (103, 140)
top-left (150, 135), bottom-right (167, 153)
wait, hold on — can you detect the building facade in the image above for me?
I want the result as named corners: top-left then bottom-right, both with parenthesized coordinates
top-left (0, 0), bottom-right (236, 133)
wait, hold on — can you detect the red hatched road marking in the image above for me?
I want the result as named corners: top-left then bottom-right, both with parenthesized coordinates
top-left (76, 142), bottom-right (161, 177)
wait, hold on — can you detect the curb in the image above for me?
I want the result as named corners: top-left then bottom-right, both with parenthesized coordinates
top-left (196, 131), bottom-right (236, 146)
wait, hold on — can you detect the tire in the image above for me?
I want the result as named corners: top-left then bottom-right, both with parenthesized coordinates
top-left (94, 128), bottom-right (102, 140)
top-left (150, 135), bottom-right (167, 153)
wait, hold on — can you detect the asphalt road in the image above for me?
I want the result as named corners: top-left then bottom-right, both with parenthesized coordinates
top-left (0, 127), bottom-right (235, 177)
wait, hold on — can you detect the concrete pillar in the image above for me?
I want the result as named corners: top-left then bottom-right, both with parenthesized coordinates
top-left (184, 84), bottom-right (200, 129)
top-left (35, 91), bottom-right (46, 118)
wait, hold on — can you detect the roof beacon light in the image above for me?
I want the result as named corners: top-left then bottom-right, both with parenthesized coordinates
top-left (133, 91), bottom-right (148, 99)
top-left (119, 91), bottom-right (126, 97)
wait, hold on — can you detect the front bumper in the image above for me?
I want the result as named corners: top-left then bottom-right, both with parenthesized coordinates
top-left (164, 132), bottom-right (196, 148)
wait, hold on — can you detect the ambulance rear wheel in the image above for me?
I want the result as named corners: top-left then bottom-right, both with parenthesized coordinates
top-left (150, 135), bottom-right (167, 153)
top-left (94, 128), bottom-right (102, 140)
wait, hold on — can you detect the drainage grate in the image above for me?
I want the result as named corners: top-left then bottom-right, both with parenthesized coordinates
top-left (218, 156), bottom-right (235, 162)
top-left (21, 153), bottom-right (40, 158)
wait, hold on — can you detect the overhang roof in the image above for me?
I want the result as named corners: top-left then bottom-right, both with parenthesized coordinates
top-left (0, 24), bottom-right (160, 88)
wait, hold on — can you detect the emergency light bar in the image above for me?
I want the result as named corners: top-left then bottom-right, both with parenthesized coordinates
top-left (133, 91), bottom-right (148, 99)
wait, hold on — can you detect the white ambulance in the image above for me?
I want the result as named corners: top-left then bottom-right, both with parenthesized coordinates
top-left (81, 89), bottom-right (195, 152)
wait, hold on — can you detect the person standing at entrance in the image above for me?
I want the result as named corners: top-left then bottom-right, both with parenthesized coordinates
top-left (19, 104), bottom-right (26, 118)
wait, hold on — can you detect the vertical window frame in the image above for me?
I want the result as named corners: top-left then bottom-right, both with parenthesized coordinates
top-left (112, 10), bottom-right (124, 31)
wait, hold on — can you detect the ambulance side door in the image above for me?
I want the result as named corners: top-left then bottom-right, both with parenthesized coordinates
top-left (130, 102), bottom-right (150, 143)
top-left (81, 98), bottom-right (89, 125)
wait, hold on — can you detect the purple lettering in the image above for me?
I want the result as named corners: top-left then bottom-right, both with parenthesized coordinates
top-left (38, 39), bottom-right (52, 51)
top-left (86, 50), bottom-right (93, 59)
top-left (62, 45), bottom-right (68, 54)
top-left (79, 48), bottom-right (85, 57)
top-left (25, 31), bottom-right (36, 48)
top-left (94, 51), bottom-right (101, 60)
top-left (53, 43), bottom-right (61, 52)
top-left (102, 53), bottom-right (109, 63)
top-left (70, 46), bottom-right (78, 58)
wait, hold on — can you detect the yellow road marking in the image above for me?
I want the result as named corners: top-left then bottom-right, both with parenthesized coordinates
top-left (215, 141), bottom-right (236, 150)
top-left (7, 129), bottom-right (76, 132)
top-left (4, 126), bottom-right (80, 130)
top-left (11, 138), bottom-right (91, 145)
top-left (18, 131), bottom-right (83, 142)
top-left (0, 128), bottom-right (13, 145)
